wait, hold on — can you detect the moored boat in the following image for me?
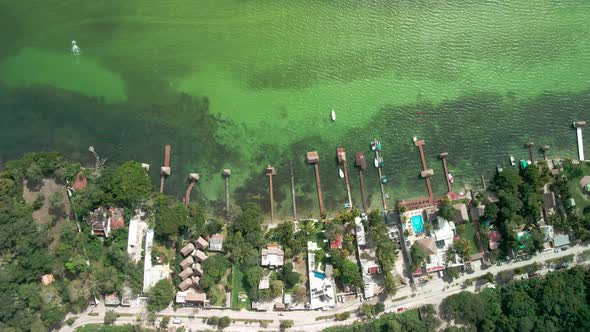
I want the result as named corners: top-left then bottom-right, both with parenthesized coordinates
top-left (331, 109), bottom-right (336, 121)
top-left (448, 173), bottom-right (454, 183)
top-left (374, 158), bottom-right (379, 168)
top-left (338, 168), bottom-right (344, 179)
top-left (510, 155), bottom-right (515, 166)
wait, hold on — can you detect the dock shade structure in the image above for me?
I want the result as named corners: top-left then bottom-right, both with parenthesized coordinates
top-left (337, 148), bottom-right (353, 210)
top-left (356, 152), bottom-right (368, 213)
top-left (574, 121), bottom-right (586, 161)
top-left (223, 169), bottom-right (231, 213)
top-left (185, 173), bottom-right (200, 207)
top-left (160, 144), bottom-right (171, 193)
top-left (265, 165), bottom-right (277, 224)
top-left (307, 151), bottom-right (325, 217)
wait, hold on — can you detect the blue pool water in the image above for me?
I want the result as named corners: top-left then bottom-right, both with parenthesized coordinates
top-left (313, 271), bottom-right (326, 280)
top-left (411, 215), bottom-right (424, 234)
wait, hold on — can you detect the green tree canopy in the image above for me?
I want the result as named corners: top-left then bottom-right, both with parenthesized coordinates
top-left (108, 161), bottom-right (152, 207)
top-left (147, 279), bottom-right (175, 312)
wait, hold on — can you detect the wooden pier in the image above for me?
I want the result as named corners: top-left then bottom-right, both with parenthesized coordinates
top-left (526, 142), bottom-right (535, 164)
top-left (184, 173), bottom-right (200, 207)
top-left (290, 161), bottom-right (297, 220)
top-left (160, 144), bottom-right (171, 193)
top-left (307, 151), bottom-right (325, 217)
top-left (223, 169), bottom-right (231, 213)
top-left (356, 152), bottom-right (368, 214)
top-left (337, 148), bottom-right (353, 210)
top-left (574, 121), bottom-right (586, 161)
top-left (374, 147), bottom-right (387, 211)
top-left (413, 138), bottom-right (434, 204)
top-left (439, 152), bottom-right (452, 194)
top-left (265, 165), bottom-right (277, 224)
top-left (541, 145), bottom-right (550, 160)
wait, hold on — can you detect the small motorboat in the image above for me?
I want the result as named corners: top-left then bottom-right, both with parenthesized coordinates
top-left (381, 176), bottom-right (387, 184)
top-left (376, 141), bottom-right (382, 151)
top-left (448, 173), bottom-right (454, 184)
top-left (374, 158), bottom-right (379, 168)
top-left (338, 168), bottom-right (344, 179)
top-left (379, 157), bottom-right (384, 167)
top-left (371, 140), bottom-right (377, 151)
top-left (510, 156), bottom-right (516, 166)
top-left (331, 109), bottom-right (336, 121)
top-left (497, 164), bottom-right (503, 173)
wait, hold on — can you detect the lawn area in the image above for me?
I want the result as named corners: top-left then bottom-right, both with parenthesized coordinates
top-left (458, 222), bottom-right (481, 255)
top-left (230, 265), bottom-right (250, 310)
top-left (564, 162), bottom-right (590, 214)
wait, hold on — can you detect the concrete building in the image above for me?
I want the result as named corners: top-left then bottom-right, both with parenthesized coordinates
top-left (261, 244), bottom-right (284, 268)
top-left (127, 210), bottom-right (148, 263)
top-left (209, 234), bottom-right (224, 252)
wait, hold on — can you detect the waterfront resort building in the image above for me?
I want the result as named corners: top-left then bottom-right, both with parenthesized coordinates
top-left (261, 244), bottom-right (284, 268)
top-left (209, 234), bottom-right (224, 252)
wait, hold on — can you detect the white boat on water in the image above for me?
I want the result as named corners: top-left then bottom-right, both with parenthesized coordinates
top-left (510, 155), bottom-right (516, 166)
top-left (331, 109), bottom-right (336, 121)
top-left (448, 173), bottom-right (454, 184)
top-left (338, 168), bottom-right (344, 179)
top-left (374, 158), bottom-right (379, 168)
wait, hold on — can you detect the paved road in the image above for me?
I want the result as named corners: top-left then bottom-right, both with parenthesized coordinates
top-left (62, 244), bottom-right (589, 332)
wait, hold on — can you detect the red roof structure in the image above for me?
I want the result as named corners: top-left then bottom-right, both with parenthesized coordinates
top-left (72, 172), bottom-right (87, 191)
top-left (330, 235), bottom-right (343, 249)
top-left (109, 207), bottom-right (125, 231)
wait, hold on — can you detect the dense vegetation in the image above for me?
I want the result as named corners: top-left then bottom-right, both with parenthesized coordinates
top-left (322, 305), bottom-right (441, 332)
top-left (0, 153), bottom-right (150, 331)
top-left (482, 164), bottom-right (550, 257)
top-left (441, 266), bottom-right (590, 331)
top-left (367, 210), bottom-right (398, 295)
top-left (549, 161), bottom-right (590, 240)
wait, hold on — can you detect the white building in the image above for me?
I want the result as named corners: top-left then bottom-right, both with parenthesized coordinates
top-left (127, 210), bottom-right (148, 263)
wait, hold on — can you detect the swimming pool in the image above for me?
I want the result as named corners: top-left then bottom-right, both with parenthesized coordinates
top-left (313, 271), bottom-right (326, 280)
top-left (411, 215), bottom-right (424, 234)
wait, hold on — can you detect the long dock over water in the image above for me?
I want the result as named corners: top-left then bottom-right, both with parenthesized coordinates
top-left (574, 121), bottom-right (586, 161)
top-left (160, 144), bottom-right (171, 193)
top-left (337, 148), bottom-right (353, 210)
top-left (413, 138), bottom-right (434, 204)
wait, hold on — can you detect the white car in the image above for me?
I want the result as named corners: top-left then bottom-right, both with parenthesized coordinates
top-left (172, 318), bottom-right (182, 324)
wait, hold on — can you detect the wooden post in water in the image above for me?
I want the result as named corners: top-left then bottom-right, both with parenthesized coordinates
top-left (307, 151), bottom-right (324, 217)
top-left (223, 169), bottom-right (231, 213)
top-left (290, 160), bottom-right (297, 220)
top-left (265, 165), bottom-right (277, 224)
top-left (160, 145), bottom-right (171, 193)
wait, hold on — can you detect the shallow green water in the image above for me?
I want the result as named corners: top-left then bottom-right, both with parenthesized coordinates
top-left (1, 0), bottom-right (589, 219)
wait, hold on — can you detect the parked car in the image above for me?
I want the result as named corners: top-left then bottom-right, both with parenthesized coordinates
top-left (172, 319), bottom-right (182, 324)
top-left (397, 307), bottom-right (404, 312)
top-left (561, 246), bottom-right (569, 251)
top-left (554, 249), bottom-right (559, 253)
